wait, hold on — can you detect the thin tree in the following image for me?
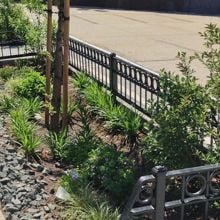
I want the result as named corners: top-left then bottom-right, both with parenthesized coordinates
top-left (45, 0), bottom-right (53, 128)
top-left (50, 0), bottom-right (64, 132)
top-left (62, 0), bottom-right (70, 129)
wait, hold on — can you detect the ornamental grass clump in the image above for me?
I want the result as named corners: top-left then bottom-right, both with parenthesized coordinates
top-left (60, 178), bottom-right (120, 220)
top-left (73, 72), bottom-right (142, 143)
top-left (10, 108), bottom-right (40, 156)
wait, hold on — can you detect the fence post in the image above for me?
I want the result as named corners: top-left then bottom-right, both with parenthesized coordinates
top-left (152, 166), bottom-right (167, 220)
top-left (109, 52), bottom-right (117, 96)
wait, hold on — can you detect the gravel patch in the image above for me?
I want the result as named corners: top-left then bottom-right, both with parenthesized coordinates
top-left (0, 114), bottom-right (60, 220)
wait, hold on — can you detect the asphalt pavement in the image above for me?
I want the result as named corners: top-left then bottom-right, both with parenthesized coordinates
top-left (69, 7), bottom-right (220, 84)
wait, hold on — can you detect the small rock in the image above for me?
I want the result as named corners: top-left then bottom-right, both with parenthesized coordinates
top-left (33, 213), bottom-right (42, 219)
top-left (7, 147), bottom-right (16, 153)
top-left (0, 177), bottom-right (10, 184)
top-left (49, 176), bottom-right (57, 181)
top-left (36, 165), bottom-right (44, 172)
top-left (44, 206), bottom-right (50, 213)
top-left (6, 155), bottom-right (13, 161)
top-left (11, 214), bottom-right (19, 220)
top-left (55, 162), bottom-right (61, 168)
top-left (26, 208), bottom-right (39, 213)
top-left (12, 198), bottom-right (21, 205)
top-left (50, 188), bottom-right (55, 194)
top-left (48, 203), bottom-right (56, 210)
top-left (36, 195), bottom-right (42, 201)
top-left (5, 204), bottom-right (19, 213)
top-left (55, 186), bottom-right (71, 201)
top-left (42, 168), bottom-right (49, 176)
top-left (29, 170), bottom-right (35, 175)
top-left (0, 171), bottom-right (7, 178)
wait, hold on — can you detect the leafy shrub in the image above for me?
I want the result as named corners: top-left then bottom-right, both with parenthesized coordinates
top-left (13, 70), bottom-right (45, 99)
top-left (143, 53), bottom-right (212, 169)
top-left (81, 146), bottom-right (136, 202)
top-left (10, 108), bottom-right (40, 156)
top-left (192, 24), bottom-right (220, 164)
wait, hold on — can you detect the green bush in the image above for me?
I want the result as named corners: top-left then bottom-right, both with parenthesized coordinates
top-left (143, 53), bottom-right (212, 169)
top-left (81, 146), bottom-right (136, 202)
top-left (0, 66), bottom-right (18, 81)
top-left (13, 70), bottom-right (45, 99)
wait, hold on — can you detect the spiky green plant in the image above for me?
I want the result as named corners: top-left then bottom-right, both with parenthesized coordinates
top-left (10, 108), bottom-right (40, 156)
top-left (49, 129), bottom-right (71, 160)
top-left (73, 72), bottom-right (91, 90)
top-left (62, 184), bottom-right (120, 220)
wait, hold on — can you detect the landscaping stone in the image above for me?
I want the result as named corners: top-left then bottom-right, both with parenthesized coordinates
top-left (55, 186), bottom-right (71, 201)
top-left (0, 114), bottom-right (60, 219)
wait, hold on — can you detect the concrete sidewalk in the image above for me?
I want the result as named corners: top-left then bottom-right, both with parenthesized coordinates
top-left (69, 7), bottom-right (220, 84)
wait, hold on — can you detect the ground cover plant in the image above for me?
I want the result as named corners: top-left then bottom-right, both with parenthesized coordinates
top-left (73, 73), bottom-right (142, 146)
top-left (60, 176), bottom-right (120, 220)
top-left (0, 66), bottom-right (44, 158)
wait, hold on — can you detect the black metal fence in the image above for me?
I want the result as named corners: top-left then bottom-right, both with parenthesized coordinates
top-left (0, 44), bottom-right (36, 60)
top-left (122, 164), bottom-right (220, 220)
top-left (69, 36), bottom-right (161, 117)
top-left (0, 31), bottom-right (36, 60)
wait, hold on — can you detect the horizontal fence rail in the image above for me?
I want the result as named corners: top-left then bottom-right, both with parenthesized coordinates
top-left (69, 36), bottom-right (161, 117)
top-left (122, 164), bottom-right (220, 220)
top-left (0, 31), bottom-right (36, 60)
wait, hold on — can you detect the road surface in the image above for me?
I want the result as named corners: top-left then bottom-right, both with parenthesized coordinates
top-left (69, 7), bottom-right (220, 84)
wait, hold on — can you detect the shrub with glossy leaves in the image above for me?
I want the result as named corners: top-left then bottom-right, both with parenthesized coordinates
top-left (13, 70), bottom-right (45, 99)
top-left (81, 146), bottom-right (136, 202)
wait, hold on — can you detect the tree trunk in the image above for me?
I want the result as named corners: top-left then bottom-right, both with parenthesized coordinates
top-left (50, 1), bottom-right (64, 132)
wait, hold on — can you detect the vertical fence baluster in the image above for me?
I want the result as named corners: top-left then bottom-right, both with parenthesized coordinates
top-left (109, 53), bottom-right (117, 97)
top-left (152, 166), bottom-right (167, 220)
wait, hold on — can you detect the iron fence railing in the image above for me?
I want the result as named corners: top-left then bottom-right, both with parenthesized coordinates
top-left (0, 31), bottom-right (36, 60)
top-left (122, 164), bottom-right (220, 220)
top-left (69, 36), bottom-right (161, 117)
top-left (0, 43), bottom-right (36, 60)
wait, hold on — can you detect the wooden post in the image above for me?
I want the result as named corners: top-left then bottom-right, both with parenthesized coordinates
top-left (62, 0), bottom-right (70, 130)
top-left (50, 1), bottom-right (64, 132)
top-left (45, 0), bottom-right (53, 128)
